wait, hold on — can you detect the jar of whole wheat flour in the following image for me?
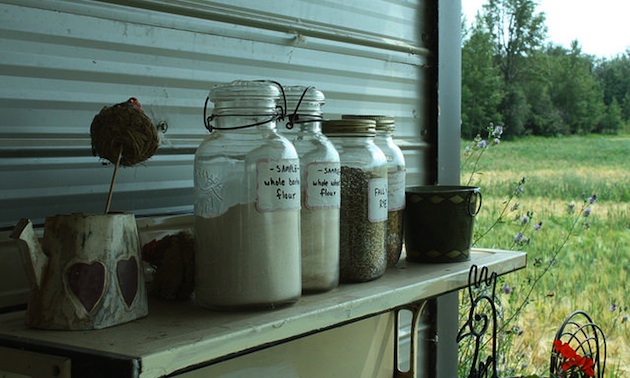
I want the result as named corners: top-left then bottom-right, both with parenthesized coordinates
top-left (194, 80), bottom-right (301, 310)
top-left (282, 86), bottom-right (340, 293)
top-left (322, 119), bottom-right (388, 283)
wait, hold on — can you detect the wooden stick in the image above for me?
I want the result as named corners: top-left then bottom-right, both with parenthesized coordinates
top-left (104, 148), bottom-right (123, 214)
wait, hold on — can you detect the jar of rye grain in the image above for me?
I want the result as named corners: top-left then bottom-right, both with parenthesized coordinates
top-left (343, 115), bottom-right (406, 266)
top-left (194, 80), bottom-right (301, 310)
top-left (282, 86), bottom-right (341, 293)
top-left (322, 119), bottom-right (388, 283)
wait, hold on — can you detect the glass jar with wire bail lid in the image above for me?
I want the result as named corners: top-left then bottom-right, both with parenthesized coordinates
top-left (282, 86), bottom-right (341, 293)
top-left (194, 80), bottom-right (302, 310)
top-left (322, 119), bottom-right (388, 283)
top-left (343, 115), bottom-right (406, 267)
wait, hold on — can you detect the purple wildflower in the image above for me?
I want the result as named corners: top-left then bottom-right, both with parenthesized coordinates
top-left (610, 303), bottom-right (618, 312)
top-left (514, 177), bottom-right (526, 197)
top-left (502, 283), bottom-right (512, 294)
top-left (512, 325), bottom-right (523, 336)
top-left (493, 125), bottom-right (504, 137)
top-left (492, 137), bottom-right (501, 145)
top-left (587, 194), bottom-right (597, 204)
top-left (533, 221), bottom-right (543, 230)
top-left (583, 207), bottom-right (592, 217)
top-left (477, 139), bottom-right (488, 149)
top-left (520, 214), bottom-right (530, 225)
top-left (514, 231), bottom-right (528, 245)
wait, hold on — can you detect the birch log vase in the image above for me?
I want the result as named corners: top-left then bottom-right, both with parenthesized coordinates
top-left (11, 213), bottom-right (148, 330)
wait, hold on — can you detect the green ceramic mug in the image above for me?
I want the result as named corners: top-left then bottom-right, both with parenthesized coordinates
top-left (404, 186), bottom-right (482, 263)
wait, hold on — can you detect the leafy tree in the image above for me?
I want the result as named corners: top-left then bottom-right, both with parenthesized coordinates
top-left (483, 0), bottom-right (547, 83)
top-left (463, 0), bottom-right (625, 137)
top-left (461, 19), bottom-right (504, 139)
top-left (521, 50), bottom-right (564, 136)
top-left (594, 51), bottom-right (630, 124)
top-left (480, 0), bottom-right (547, 137)
top-left (544, 42), bottom-right (605, 135)
top-left (598, 97), bottom-right (624, 134)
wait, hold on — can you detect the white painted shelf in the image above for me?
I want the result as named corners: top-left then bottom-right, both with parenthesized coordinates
top-left (0, 248), bottom-right (525, 377)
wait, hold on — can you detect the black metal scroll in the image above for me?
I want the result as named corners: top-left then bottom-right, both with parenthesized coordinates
top-left (457, 264), bottom-right (499, 378)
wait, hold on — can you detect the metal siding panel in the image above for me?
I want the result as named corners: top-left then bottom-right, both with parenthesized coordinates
top-left (0, 0), bottom-right (434, 229)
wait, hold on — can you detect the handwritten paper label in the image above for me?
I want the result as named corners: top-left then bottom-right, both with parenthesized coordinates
top-left (305, 162), bottom-right (341, 209)
top-left (368, 177), bottom-right (388, 222)
top-left (256, 159), bottom-right (301, 211)
top-left (388, 169), bottom-right (406, 211)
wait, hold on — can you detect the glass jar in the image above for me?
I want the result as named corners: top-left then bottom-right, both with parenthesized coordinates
top-left (322, 119), bottom-right (388, 283)
top-left (282, 86), bottom-right (341, 293)
top-left (343, 115), bottom-right (406, 266)
top-left (194, 80), bottom-right (301, 310)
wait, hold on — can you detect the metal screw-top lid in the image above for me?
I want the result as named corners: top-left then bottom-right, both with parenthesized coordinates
top-left (342, 115), bottom-right (395, 132)
top-left (322, 119), bottom-right (376, 136)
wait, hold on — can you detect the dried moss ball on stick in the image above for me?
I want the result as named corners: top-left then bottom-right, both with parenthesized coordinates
top-left (90, 97), bottom-right (159, 166)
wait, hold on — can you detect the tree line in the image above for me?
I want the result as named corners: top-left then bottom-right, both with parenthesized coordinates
top-left (461, 0), bottom-right (630, 139)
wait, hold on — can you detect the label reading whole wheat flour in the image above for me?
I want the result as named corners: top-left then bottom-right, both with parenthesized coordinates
top-left (257, 159), bottom-right (301, 211)
top-left (305, 162), bottom-right (341, 209)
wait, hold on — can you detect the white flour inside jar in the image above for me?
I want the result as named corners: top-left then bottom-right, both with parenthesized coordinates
top-left (194, 202), bottom-right (301, 309)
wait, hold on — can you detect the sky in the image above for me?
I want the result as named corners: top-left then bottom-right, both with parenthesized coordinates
top-left (462, 0), bottom-right (630, 58)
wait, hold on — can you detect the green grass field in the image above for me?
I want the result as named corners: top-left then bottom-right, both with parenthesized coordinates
top-left (459, 134), bottom-right (630, 376)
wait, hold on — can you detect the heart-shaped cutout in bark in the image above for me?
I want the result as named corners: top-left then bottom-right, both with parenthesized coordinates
top-left (117, 257), bottom-right (138, 308)
top-left (66, 262), bottom-right (106, 313)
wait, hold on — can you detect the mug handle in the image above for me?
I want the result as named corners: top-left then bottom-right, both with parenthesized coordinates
top-left (467, 189), bottom-right (482, 217)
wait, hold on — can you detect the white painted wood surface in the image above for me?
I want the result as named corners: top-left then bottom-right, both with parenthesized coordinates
top-left (0, 248), bottom-right (526, 377)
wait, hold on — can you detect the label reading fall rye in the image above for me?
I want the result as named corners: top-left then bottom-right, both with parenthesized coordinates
top-left (257, 159), bottom-right (301, 211)
top-left (368, 177), bottom-right (388, 222)
top-left (305, 162), bottom-right (341, 209)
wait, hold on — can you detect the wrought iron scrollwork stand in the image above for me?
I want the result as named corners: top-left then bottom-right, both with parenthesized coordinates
top-left (457, 264), bottom-right (499, 378)
top-left (550, 310), bottom-right (607, 377)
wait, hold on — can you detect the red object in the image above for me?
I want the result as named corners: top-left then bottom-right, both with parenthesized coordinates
top-left (114, 97), bottom-right (143, 110)
top-left (553, 339), bottom-right (595, 377)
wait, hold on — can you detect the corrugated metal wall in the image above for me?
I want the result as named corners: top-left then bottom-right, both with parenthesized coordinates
top-left (0, 0), bottom-right (435, 229)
